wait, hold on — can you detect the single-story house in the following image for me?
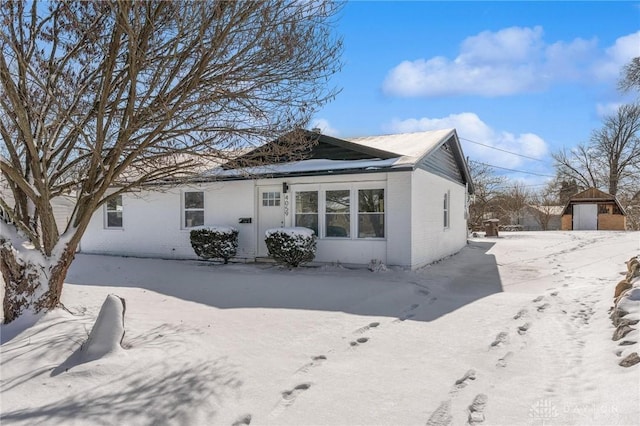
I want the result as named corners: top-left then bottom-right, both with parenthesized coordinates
top-left (560, 188), bottom-right (627, 230)
top-left (521, 205), bottom-right (563, 231)
top-left (80, 128), bottom-right (474, 269)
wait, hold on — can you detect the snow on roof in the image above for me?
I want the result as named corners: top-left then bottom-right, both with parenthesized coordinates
top-left (344, 129), bottom-right (455, 159)
top-left (205, 129), bottom-right (457, 178)
top-left (208, 158), bottom-right (404, 178)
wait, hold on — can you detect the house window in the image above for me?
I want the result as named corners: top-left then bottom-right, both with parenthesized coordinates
top-left (295, 191), bottom-right (318, 235)
top-left (262, 192), bottom-right (281, 207)
top-left (325, 190), bottom-right (350, 238)
top-left (184, 191), bottom-right (204, 228)
top-left (105, 195), bottom-right (123, 228)
top-left (444, 191), bottom-right (450, 228)
top-left (358, 189), bottom-right (384, 238)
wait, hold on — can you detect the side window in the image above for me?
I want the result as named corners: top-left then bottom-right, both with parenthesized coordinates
top-left (295, 191), bottom-right (318, 235)
top-left (444, 191), bottom-right (450, 228)
top-left (105, 195), bottom-right (123, 228)
top-left (184, 191), bottom-right (204, 228)
top-left (358, 189), bottom-right (384, 238)
top-left (325, 190), bottom-right (350, 238)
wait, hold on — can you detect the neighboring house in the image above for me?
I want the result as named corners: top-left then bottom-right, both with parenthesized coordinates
top-left (521, 205), bottom-right (563, 231)
top-left (561, 188), bottom-right (627, 230)
top-left (80, 128), bottom-right (474, 269)
top-left (0, 175), bottom-right (75, 233)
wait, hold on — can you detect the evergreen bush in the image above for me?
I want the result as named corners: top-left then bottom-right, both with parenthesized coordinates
top-left (190, 226), bottom-right (239, 264)
top-left (265, 227), bottom-right (317, 267)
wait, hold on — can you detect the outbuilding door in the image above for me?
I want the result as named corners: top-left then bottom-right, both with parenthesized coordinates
top-left (257, 186), bottom-right (284, 256)
top-left (573, 204), bottom-right (598, 230)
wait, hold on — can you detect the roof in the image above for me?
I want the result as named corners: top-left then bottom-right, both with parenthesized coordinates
top-left (345, 128), bottom-right (455, 159)
top-left (561, 188), bottom-right (627, 215)
top-left (212, 128), bottom-right (473, 194)
top-left (527, 205), bottom-right (564, 216)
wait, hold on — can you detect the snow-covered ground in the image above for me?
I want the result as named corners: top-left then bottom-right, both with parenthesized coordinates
top-left (1, 231), bottom-right (639, 426)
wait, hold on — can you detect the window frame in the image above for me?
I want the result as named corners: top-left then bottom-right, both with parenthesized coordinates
top-left (294, 190), bottom-right (319, 236)
top-left (104, 194), bottom-right (123, 229)
top-left (443, 190), bottom-right (450, 229)
top-left (357, 188), bottom-right (385, 239)
top-left (291, 184), bottom-right (386, 240)
top-left (324, 189), bottom-right (351, 238)
top-left (262, 191), bottom-right (281, 207)
top-left (182, 190), bottom-right (205, 229)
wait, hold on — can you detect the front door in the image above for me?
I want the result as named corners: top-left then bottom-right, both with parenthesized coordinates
top-left (573, 204), bottom-right (598, 230)
top-left (258, 186), bottom-right (284, 256)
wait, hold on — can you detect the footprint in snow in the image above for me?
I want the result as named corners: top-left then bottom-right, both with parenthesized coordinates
top-left (453, 369), bottom-right (477, 390)
top-left (232, 414), bottom-right (252, 426)
top-left (282, 383), bottom-right (312, 401)
top-left (513, 309), bottom-right (527, 320)
top-left (354, 322), bottom-right (380, 334)
top-left (517, 323), bottom-right (531, 335)
top-left (537, 303), bottom-right (551, 312)
top-left (490, 332), bottom-right (508, 347)
top-left (426, 400), bottom-right (453, 426)
top-left (532, 296), bottom-right (544, 303)
top-left (295, 355), bottom-right (327, 373)
top-left (349, 337), bottom-right (369, 347)
top-left (468, 394), bottom-right (488, 424)
top-left (496, 351), bottom-right (513, 368)
top-left (416, 288), bottom-right (431, 296)
top-left (269, 383), bottom-right (312, 419)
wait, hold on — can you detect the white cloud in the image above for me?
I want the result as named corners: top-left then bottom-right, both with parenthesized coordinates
top-left (310, 118), bottom-right (339, 136)
top-left (593, 31), bottom-right (640, 80)
top-left (596, 102), bottom-right (622, 118)
top-left (384, 112), bottom-right (549, 169)
top-left (458, 26), bottom-right (545, 64)
top-left (383, 26), bottom-right (636, 98)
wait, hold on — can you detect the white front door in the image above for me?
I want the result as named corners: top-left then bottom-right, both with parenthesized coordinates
top-left (573, 204), bottom-right (598, 230)
top-left (258, 186), bottom-right (285, 256)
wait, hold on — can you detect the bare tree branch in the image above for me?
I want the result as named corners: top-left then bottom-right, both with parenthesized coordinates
top-left (0, 0), bottom-right (343, 322)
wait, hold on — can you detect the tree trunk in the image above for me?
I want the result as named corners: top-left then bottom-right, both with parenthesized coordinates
top-left (0, 240), bottom-right (76, 324)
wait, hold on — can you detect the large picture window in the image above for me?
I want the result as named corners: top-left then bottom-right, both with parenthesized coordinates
top-left (105, 195), bottom-right (123, 228)
top-left (295, 191), bottom-right (318, 235)
top-left (184, 191), bottom-right (204, 228)
top-left (325, 190), bottom-right (350, 238)
top-left (358, 189), bottom-right (384, 238)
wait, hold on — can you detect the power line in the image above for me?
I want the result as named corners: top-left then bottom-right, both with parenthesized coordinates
top-left (470, 160), bottom-right (556, 178)
top-left (459, 137), bottom-right (547, 163)
top-left (492, 183), bottom-right (550, 189)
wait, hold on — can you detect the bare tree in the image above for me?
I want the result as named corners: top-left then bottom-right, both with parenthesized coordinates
top-left (552, 144), bottom-right (601, 191)
top-left (552, 104), bottom-right (640, 197)
top-left (493, 182), bottom-right (530, 227)
top-left (0, 1), bottom-right (342, 323)
top-left (467, 161), bottom-right (506, 230)
top-left (593, 104), bottom-right (640, 196)
top-left (619, 57), bottom-right (640, 93)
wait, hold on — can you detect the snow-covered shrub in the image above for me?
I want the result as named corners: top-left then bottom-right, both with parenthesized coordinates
top-left (190, 226), bottom-right (239, 264)
top-left (265, 227), bottom-right (316, 267)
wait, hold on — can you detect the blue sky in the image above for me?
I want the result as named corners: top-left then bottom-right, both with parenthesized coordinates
top-left (311, 1), bottom-right (640, 187)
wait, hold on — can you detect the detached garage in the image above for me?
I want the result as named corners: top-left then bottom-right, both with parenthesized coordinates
top-left (561, 188), bottom-right (627, 230)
